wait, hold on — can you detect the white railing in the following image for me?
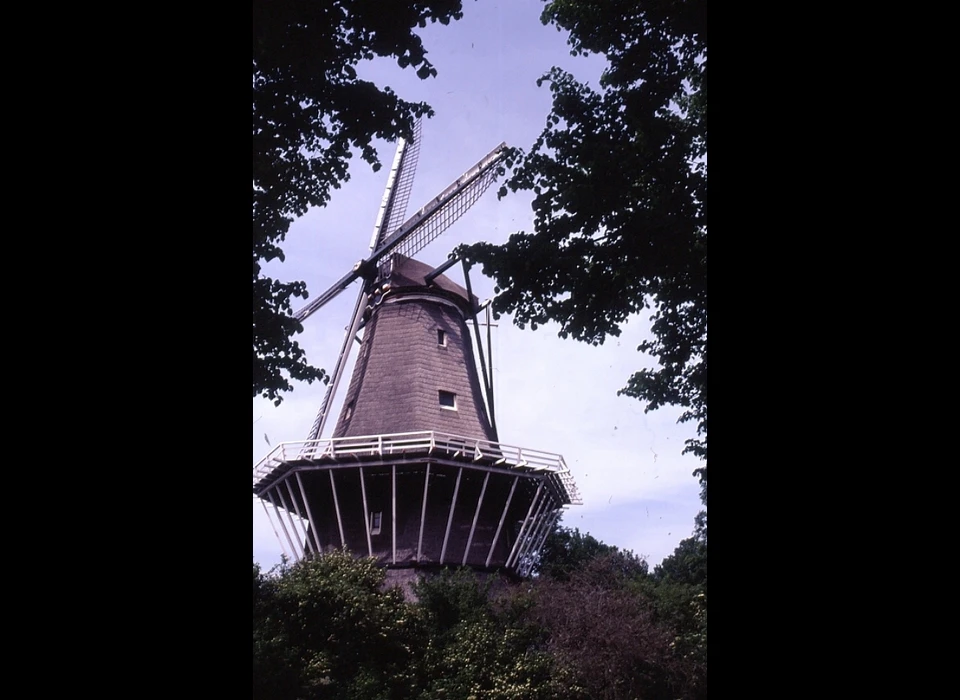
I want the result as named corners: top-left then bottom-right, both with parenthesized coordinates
top-left (253, 430), bottom-right (582, 505)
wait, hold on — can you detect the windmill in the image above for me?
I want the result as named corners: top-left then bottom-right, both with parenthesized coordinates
top-left (253, 124), bottom-right (581, 580)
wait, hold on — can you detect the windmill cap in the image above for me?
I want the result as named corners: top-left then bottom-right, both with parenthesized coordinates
top-left (387, 255), bottom-right (478, 312)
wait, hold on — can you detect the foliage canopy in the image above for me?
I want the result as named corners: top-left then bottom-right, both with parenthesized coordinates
top-left (252, 0), bottom-right (466, 403)
top-left (461, 0), bottom-right (707, 486)
top-left (253, 517), bottom-right (707, 700)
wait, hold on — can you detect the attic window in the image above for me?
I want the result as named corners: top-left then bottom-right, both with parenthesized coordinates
top-left (344, 401), bottom-right (354, 421)
top-left (370, 511), bottom-right (382, 535)
top-left (437, 329), bottom-right (446, 346)
top-left (439, 390), bottom-right (457, 410)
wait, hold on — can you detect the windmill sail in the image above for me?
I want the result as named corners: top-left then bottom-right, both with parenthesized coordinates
top-left (380, 120), bottom-right (422, 246)
top-left (293, 141), bottom-right (507, 325)
top-left (302, 130), bottom-right (423, 443)
top-left (376, 142), bottom-right (505, 278)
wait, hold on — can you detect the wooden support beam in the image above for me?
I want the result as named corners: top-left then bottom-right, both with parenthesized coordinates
top-left (295, 472), bottom-right (323, 555)
top-left (506, 480), bottom-right (544, 569)
top-left (463, 472), bottom-right (490, 565)
top-left (487, 475), bottom-right (519, 567)
top-left (359, 466), bottom-right (373, 558)
top-left (417, 465), bottom-right (431, 562)
top-left (266, 489), bottom-right (300, 562)
top-left (259, 497), bottom-right (292, 562)
top-left (329, 471), bottom-right (346, 548)
top-left (440, 467), bottom-right (463, 564)
top-left (391, 465), bottom-right (397, 565)
top-left (283, 478), bottom-right (312, 556)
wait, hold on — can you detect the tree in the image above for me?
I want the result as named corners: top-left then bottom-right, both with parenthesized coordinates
top-left (461, 0), bottom-right (707, 488)
top-left (253, 0), bottom-right (468, 403)
top-left (534, 523), bottom-right (647, 581)
top-left (415, 570), bottom-right (572, 700)
top-left (254, 560), bottom-right (579, 700)
top-left (253, 553), bottom-right (425, 700)
top-left (253, 562), bottom-right (302, 700)
top-left (654, 509), bottom-right (706, 586)
top-left (252, 535), bottom-right (704, 699)
top-left (531, 520), bottom-right (707, 699)
top-left (647, 512), bottom-right (707, 698)
top-left (525, 555), bottom-right (681, 699)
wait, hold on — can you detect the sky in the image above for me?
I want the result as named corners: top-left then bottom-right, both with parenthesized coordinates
top-left (253, 1), bottom-right (704, 571)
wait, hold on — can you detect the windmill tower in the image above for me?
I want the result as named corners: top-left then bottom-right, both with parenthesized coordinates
top-left (253, 125), bottom-right (581, 579)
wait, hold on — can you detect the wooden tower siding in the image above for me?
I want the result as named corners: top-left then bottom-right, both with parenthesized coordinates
top-left (332, 255), bottom-right (496, 441)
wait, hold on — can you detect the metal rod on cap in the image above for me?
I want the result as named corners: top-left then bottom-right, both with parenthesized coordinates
top-left (424, 255), bottom-right (460, 285)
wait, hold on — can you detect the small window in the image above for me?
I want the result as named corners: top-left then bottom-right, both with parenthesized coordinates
top-left (370, 511), bottom-right (382, 535)
top-left (344, 401), bottom-right (354, 421)
top-left (437, 329), bottom-right (446, 346)
top-left (439, 390), bottom-right (457, 410)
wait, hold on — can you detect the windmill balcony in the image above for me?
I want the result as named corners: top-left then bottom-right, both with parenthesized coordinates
top-left (253, 431), bottom-right (581, 578)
